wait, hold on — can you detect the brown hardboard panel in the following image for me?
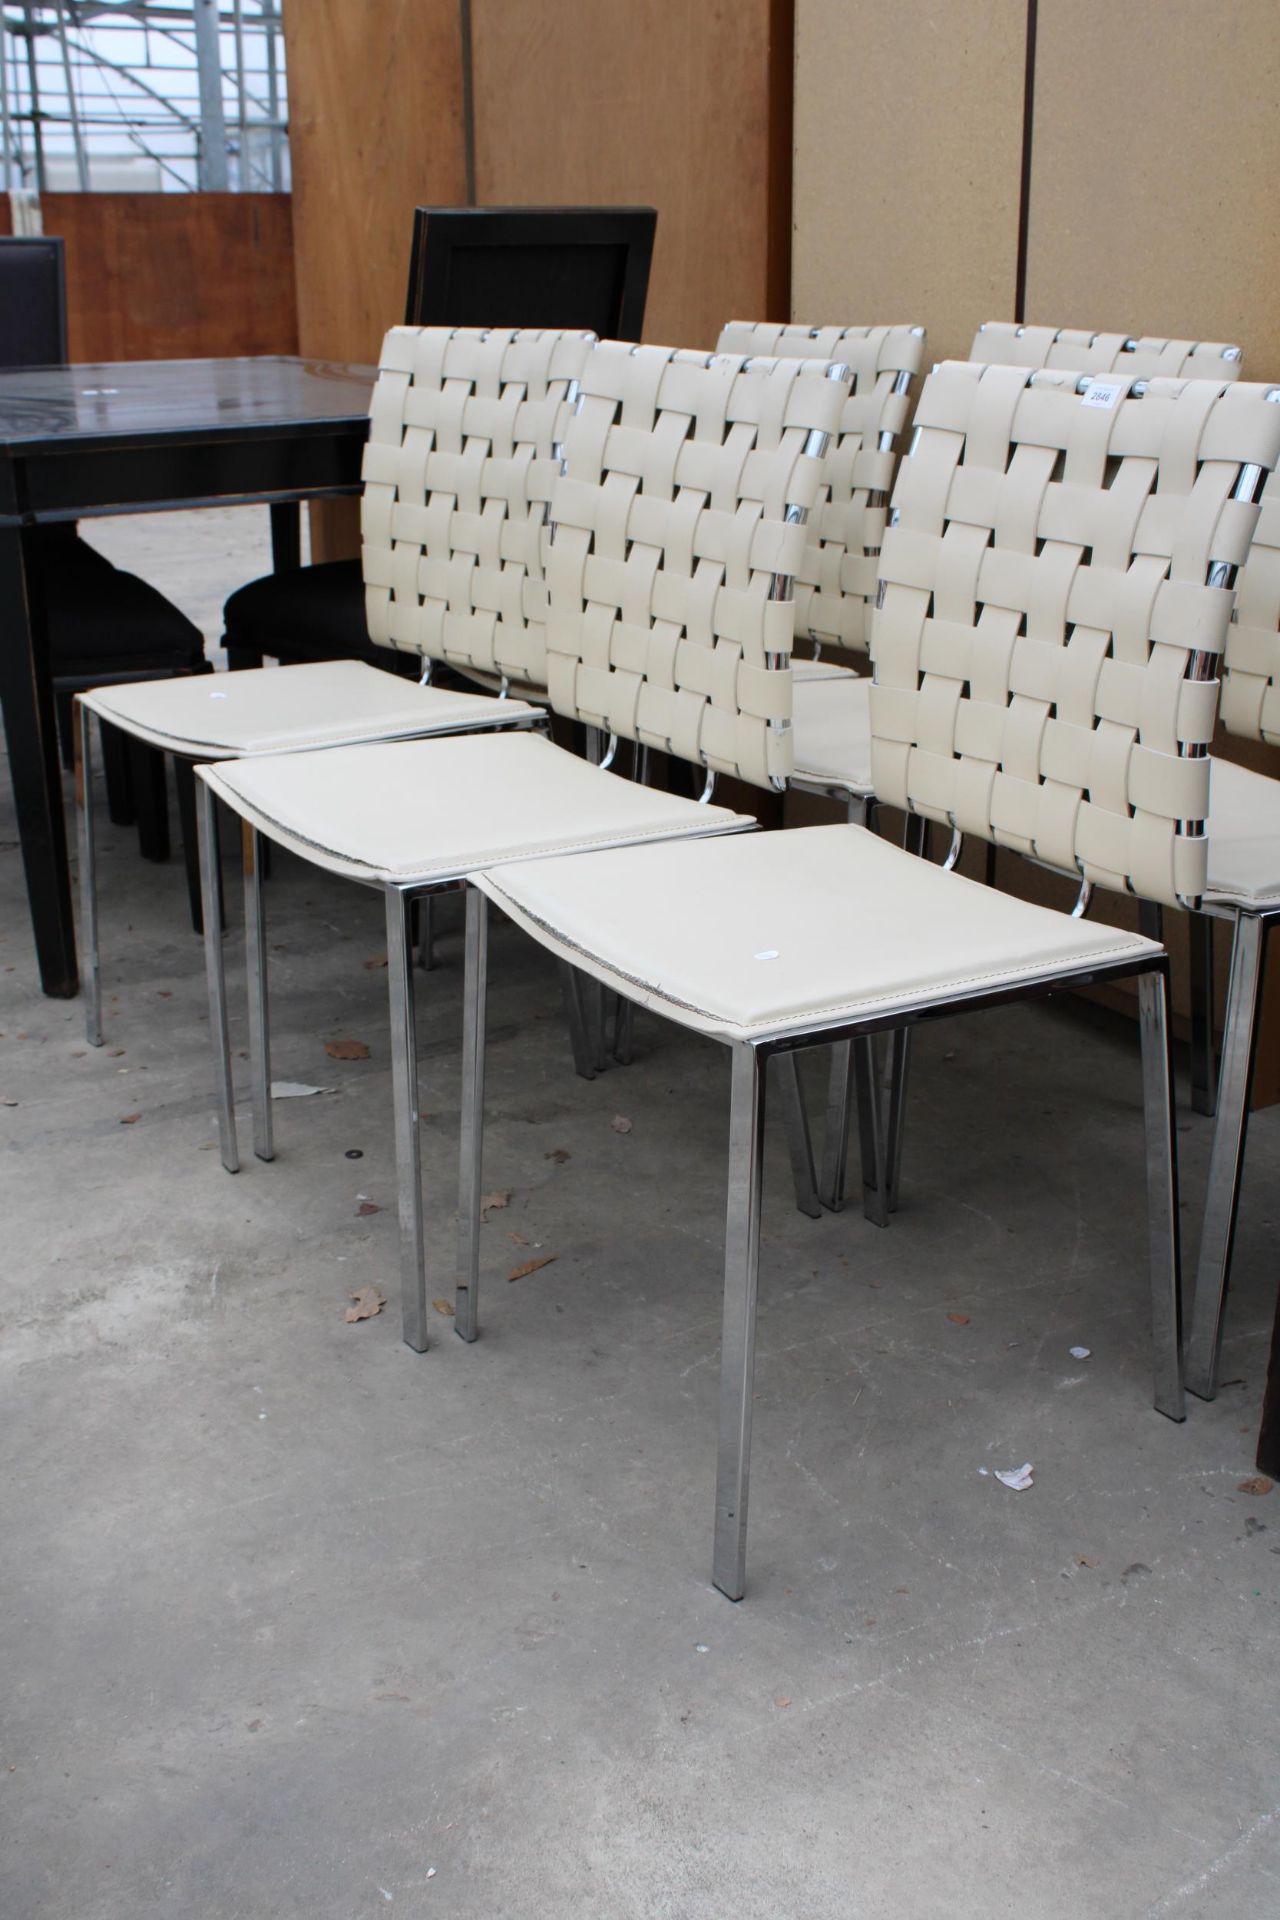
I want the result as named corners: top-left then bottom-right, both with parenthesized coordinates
top-left (1, 194), bottom-right (297, 361)
top-left (792, 0), bottom-right (1026, 365)
top-left (1025, 0), bottom-right (1280, 379)
top-left (283, 0), bottom-right (469, 558)
top-left (283, 0), bottom-right (468, 367)
top-left (468, 0), bottom-right (786, 350)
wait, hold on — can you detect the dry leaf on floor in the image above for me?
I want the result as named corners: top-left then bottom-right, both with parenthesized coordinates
top-left (325, 1038), bottom-right (370, 1061)
top-left (946, 1312), bottom-right (970, 1325)
top-left (508, 1254), bottom-right (557, 1282)
top-left (344, 1286), bottom-right (386, 1323)
top-left (509, 1230), bottom-right (529, 1245)
top-left (1076, 1555), bottom-right (1099, 1568)
top-left (1238, 1476), bottom-right (1274, 1497)
top-left (772, 1695), bottom-right (792, 1709)
top-left (545, 1147), bottom-right (571, 1164)
top-left (108, 1048), bottom-right (126, 1058)
top-left (119, 1112), bottom-right (141, 1125)
top-left (356, 1202), bottom-right (382, 1217)
top-left (432, 1298), bottom-right (455, 1317)
top-left (610, 1115), bottom-right (633, 1134)
top-left (363, 956), bottom-right (388, 970)
top-left (480, 1189), bottom-right (511, 1220)
top-left (0, 1097), bottom-right (17, 1108)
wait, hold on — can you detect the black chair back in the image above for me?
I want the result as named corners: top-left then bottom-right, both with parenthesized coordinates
top-left (404, 206), bottom-right (656, 338)
top-left (0, 235), bottom-right (68, 367)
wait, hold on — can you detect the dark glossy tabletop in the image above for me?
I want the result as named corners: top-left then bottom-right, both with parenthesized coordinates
top-left (0, 356), bottom-right (375, 453)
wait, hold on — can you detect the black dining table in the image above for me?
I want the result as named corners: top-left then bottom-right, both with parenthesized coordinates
top-left (0, 353), bottom-right (374, 999)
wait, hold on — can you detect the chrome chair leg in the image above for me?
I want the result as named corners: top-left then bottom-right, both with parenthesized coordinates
top-left (455, 887), bottom-right (488, 1344)
top-left (883, 1027), bottom-right (911, 1215)
top-left (415, 894), bottom-right (437, 972)
top-left (198, 782), bottom-right (238, 1175)
top-left (557, 959), bottom-right (597, 1081)
top-left (819, 1040), bottom-right (853, 1211)
top-left (775, 1051), bottom-right (821, 1219)
top-left (853, 1036), bottom-right (889, 1226)
top-left (611, 994), bottom-right (635, 1065)
top-left (242, 822), bottom-right (273, 1163)
top-left (385, 886), bottom-right (428, 1353)
top-left (713, 1038), bottom-right (767, 1602)
top-left (75, 701), bottom-right (104, 1048)
top-left (1186, 912), bottom-right (1268, 1401)
top-left (1189, 910), bottom-right (1217, 1118)
top-left (1138, 967), bottom-right (1185, 1421)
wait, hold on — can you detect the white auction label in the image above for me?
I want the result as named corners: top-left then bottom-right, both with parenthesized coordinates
top-left (1080, 378), bottom-right (1125, 410)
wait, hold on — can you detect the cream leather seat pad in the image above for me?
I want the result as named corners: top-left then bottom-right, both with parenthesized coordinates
top-left (198, 731), bottom-right (753, 884)
top-left (1203, 758), bottom-right (1280, 906)
top-left (475, 824), bottom-right (1158, 1043)
top-left (790, 668), bottom-right (872, 793)
top-left (79, 660), bottom-right (535, 759)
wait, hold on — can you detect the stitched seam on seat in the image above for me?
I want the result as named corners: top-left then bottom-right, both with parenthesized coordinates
top-left (480, 880), bottom-right (1157, 1031)
top-left (200, 782), bottom-right (752, 879)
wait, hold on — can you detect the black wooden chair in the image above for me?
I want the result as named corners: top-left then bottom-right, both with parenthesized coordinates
top-left (222, 206), bottom-right (657, 675)
top-left (0, 236), bottom-right (209, 889)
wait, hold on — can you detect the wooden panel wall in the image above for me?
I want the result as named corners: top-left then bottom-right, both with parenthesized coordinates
top-left (283, 0), bottom-right (792, 556)
top-left (792, 0), bottom-right (1027, 363)
top-left (469, 0), bottom-right (791, 349)
top-left (0, 193), bottom-right (296, 360)
top-left (282, 0), bottom-right (468, 366)
top-left (1027, 0), bottom-right (1280, 379)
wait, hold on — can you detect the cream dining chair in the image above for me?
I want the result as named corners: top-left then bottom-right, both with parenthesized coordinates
top-left (195, 339), bottom-right (850, 1351)
top-left (71, 327), bottom-right (597, 1048)
top-left (463, 363), bottom-right (1280, 1599)
top-left (714, 321), bottom-right (926, 1221)
top-left (1182, 442), bottom-right (1280, 1397)
top-left (817, 319), bottom-right (1250, 1219)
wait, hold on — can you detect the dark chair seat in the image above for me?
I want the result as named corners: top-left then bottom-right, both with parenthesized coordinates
top-left (223, 556), bottom-right (371, 668)
top-left (40, 528), bottom-right (206, 677)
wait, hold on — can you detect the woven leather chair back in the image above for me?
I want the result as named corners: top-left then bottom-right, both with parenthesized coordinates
top-left (362, 325), bottom-right (596, 689)
top-left (871, 362), bottom-right (1280, 909)
top-left (717, 322), bottom-right (925, 663)
top-left (971, 322), bottom-right (1243, 383)
top-left (545, 341), bottom-right (849, 791)
top-left (1220, 450), bottom-right (1280, 745)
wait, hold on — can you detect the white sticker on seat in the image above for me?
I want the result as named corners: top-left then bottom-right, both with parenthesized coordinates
top-left (1081, 378), bottom-right (1125, 410)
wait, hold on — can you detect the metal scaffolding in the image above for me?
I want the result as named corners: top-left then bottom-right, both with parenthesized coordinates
top-left (0, 2), bottom-right (288, 194)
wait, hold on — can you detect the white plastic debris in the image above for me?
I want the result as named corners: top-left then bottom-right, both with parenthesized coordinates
top-left (271, 1081), bottom-right (334, 1099)
top-left (694, 1643), bottom-right (709, 1654)
top-left (1069, 1345), bottom-right (1091, 1360)
top-left (994, 1463), bottom-right (1035, 1491)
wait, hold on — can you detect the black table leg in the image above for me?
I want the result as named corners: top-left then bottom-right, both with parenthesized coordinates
top-left (0, 525), bottom-right (79, 996)
top-left (270, 500), bottom-right (302, 572)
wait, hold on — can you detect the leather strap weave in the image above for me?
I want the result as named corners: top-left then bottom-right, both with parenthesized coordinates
top-left (362, 325), bottom-right (595, 688)
top-left (546, 342), bottom-right (849, 790)
top-left (972, 322), bottom-right (1243, 382)
top-left (718, 323), bottom-right (925, 662)
top-left (1221, 454), bottom-right (1280, 746)
top-left (871, 362), bottom-right (1280, 908)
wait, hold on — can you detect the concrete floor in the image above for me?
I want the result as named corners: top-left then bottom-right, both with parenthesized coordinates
top-left (3, 511), bottom-right (1280, 1918)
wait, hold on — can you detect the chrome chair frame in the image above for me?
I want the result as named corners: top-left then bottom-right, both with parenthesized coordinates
top-left (199, 345), bottom-right (850, 1349)
top-left (454, 903), bottom-right (1181, 1598)
top-left (1183, 902), bottom-right (1280, 1399)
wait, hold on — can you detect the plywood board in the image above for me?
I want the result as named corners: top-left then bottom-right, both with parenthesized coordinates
top-left (283, 0), bottom-right (468, 365)
top-left (1026, 0), bottom-right (1280, 379)
top-left (793, 0), bottom-right (1026, 365)
top-left (7, 195), bottom-right (297, 361)
top-left (469, 0), bottom-right (787, 349)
